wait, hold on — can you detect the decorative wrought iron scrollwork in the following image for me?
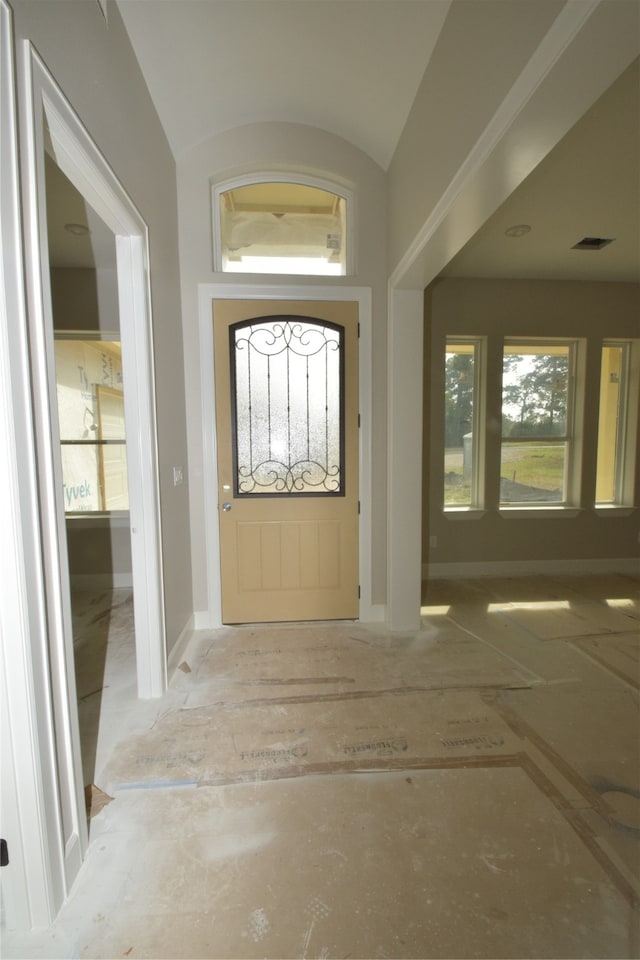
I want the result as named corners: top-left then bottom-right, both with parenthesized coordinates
top-left (232, 317), bottom-right (343, 496)
top-left (235, 319), bottom-right (338, 360)
top-left (238, 458), bottom-right (340, 494)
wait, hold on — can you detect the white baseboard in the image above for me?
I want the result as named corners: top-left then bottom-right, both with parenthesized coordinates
top-left (194, 606), bottom-right (388, 627)
top-left (193, 610), bottom-right (221, 630)
top-left (167, 613), bottom-right (196, 679)
top-left (360, 603), bottom-right (386, 623)
top-left (70, 573), bottom-right (133, 590)
top-left (423, 558), bottom-right (640, 580)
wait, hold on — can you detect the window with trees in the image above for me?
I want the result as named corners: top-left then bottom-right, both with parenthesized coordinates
top-left (444, 340), bottom-right (481, 507)
top-left (441, 334), bottom-right (637, 514)
top-left (501, 341), bottom-right (573, 505)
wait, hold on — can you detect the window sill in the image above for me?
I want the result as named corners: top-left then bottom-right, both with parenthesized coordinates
top-left (443, 508), bottom-right (487, 520)
top-left (499, 506), bottom-right (580, 519)
top-left (65, 511), bottom-right (130, 528)
top-left (594, 505), bottom-right (636, 518)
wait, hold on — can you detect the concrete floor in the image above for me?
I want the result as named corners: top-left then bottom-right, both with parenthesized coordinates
top-left (3, 574), bottom-right (639, 958)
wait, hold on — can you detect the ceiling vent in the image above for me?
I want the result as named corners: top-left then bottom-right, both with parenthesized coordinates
top-left (572, 236), bottom-right (615, 250)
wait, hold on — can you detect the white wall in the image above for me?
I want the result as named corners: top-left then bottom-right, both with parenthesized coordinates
top-left (177, 121), bottom-right (389, 616)
top-left (388, 0), bottom-right (565, 275)
top-left (388, 0), bottom-right (640, 289)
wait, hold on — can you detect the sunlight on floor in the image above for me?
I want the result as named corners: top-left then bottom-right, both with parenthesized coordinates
top-left (487, 599), bottom-right (572, 611)
top-left (606, 597), bottom-right (638, 611)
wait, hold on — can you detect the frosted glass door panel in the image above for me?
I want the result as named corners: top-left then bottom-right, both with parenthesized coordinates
top-left (231, 317), bottom-right (343, 495)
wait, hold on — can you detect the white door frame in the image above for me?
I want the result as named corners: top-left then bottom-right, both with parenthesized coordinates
top-left (197, 283), bottom-right (381, 627)
top-left (0, 38), bottom-right (166, 927)
top-left (0, 1), bottom-right (65, 928)
top-left (19, 43), bottom-right (167, 698)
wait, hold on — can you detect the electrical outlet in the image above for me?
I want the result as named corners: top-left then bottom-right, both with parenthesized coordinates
top-left (429, 535), bottom-right (437, 548)
top-left (173, 466), bottom-right (184, 486)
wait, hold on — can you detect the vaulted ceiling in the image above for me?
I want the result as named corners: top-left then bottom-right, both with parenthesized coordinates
top-left (116, 0), bottom-right (451, 170)
top-left (55, 1), bottom-right (638, 283)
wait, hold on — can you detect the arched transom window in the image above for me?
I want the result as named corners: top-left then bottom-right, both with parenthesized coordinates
top-left (213, 178), bottom-right (350, 276)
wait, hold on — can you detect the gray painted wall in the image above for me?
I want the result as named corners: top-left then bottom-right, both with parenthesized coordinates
top-left (177, 121), bottom-right (389, 612)
top-left (423, 278), bottom-right (640, 569)
top-left (12, 0), bottom-right (192, 650)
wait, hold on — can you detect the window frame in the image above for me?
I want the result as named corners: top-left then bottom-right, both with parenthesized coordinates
top-left (211, 172), bottom-right (354, 277)
top-left (443, 336), bottom-right (485, 512)
top-left (595, 338), bottom-right (640, 510)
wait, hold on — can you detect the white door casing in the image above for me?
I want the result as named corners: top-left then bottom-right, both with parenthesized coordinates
top-left (1, 1), bottom-right (64, 928)
top-left (197, 283), bottom-right (380, 628)
top-left (3, 36), bottom-right (167, 922)
top-left (19, 42), bottom-right (167, 698)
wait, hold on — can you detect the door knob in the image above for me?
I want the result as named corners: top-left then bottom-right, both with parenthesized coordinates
top-left (222, 501), bottom-right (232, 511)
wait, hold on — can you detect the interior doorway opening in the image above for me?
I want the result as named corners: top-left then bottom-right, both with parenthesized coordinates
top-left (10, 42), bottom-right (168, 913)
top-left (44, 154), bottom-right (135, 795)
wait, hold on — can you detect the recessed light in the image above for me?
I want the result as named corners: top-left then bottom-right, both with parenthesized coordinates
top-left (64, 222), bottom-right (90, 236)
top-left (505, 224), bottom-right (531, 238)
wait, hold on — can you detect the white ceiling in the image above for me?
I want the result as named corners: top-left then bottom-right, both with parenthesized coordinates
top-left (116, 0), bottom-right (451, 169)
top-left (50, 2), bottom-right (638, 285)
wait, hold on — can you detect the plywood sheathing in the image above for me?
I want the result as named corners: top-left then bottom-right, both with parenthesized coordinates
top-left (103, 688), bottom-right (521, 787)
top-left (62, 574), bottom-right (639, 960)
top-left (103, 615), bottom-right (538, 790)
top-left (183, 619), bottom-right (538, 709)
top-left (73, 769), bottom-right (637, 960)
top-left (567, 633), bottom-right (639, 688)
